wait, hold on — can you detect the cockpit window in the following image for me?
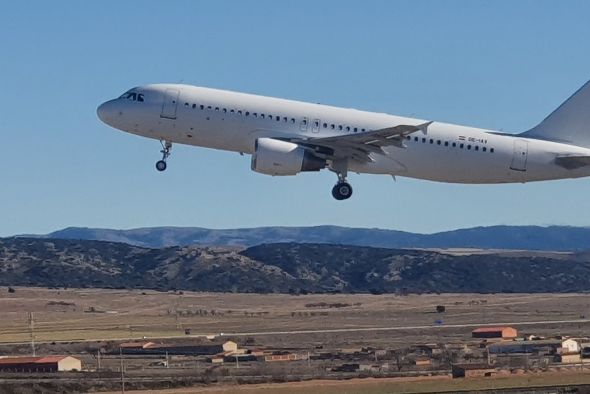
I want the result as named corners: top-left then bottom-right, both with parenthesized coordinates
top-left (119, 91), bottom-right (144, 102)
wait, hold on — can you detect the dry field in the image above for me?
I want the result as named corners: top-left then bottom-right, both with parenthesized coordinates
top-left (1, 287), bottom-right (590, 348)
top-left (102, 371), bottom-right (590, 394)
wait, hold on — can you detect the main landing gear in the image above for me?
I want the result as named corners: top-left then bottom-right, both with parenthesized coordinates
top-left (331, 162), bottom-right (353, 200)
top-left (156, 140), bottom-right (172, 172)
top-left (332, 181), bottom-right (353, 200)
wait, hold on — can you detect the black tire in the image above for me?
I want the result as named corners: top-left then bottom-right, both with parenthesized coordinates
top-left (156, 160), bottom-right (167, 172)
top-left (331, 182), bottom-right (353, 200)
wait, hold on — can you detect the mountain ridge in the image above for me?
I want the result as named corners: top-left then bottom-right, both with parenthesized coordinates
top-left (2, 237), bottom-right (590, 294)
top-left (18, 225), bottom-right (590, 252)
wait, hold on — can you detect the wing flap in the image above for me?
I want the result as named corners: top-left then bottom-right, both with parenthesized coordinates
top-left (291, 121), bottom-right (432, 163)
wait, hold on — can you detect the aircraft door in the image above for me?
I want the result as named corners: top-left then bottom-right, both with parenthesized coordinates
top-left (300, 117), bottom-right (309, 132)
top-left (312, 119), bottom-right (320, 133)
top-left (510, 139), bottom-right (528, 171)
top-left (161, 88), bottom-right (180, 119)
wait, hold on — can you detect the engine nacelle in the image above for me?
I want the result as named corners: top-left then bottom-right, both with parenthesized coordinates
top-left (251, 138), bottom-right (326, 176)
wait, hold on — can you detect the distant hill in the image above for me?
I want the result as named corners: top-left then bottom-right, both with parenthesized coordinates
top-left (22, 225), bottom-right (590, 251)
top-left (2, 237), bottom-right (590, 293)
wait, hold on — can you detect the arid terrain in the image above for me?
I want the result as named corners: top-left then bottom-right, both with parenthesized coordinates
top-left (1, 287), bottom-right (590, 346)
top-left (2, 288), bottom-right (590, 393)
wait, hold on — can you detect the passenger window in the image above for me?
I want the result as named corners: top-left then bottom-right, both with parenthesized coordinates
top-left (314, 121), bottom-right (319, 127)
top-left (238, 110), bottom-right (242, 115)
top-left (184, 103), bottom-right (189, 107)
top-left (223, 108), bottom-right (227, 113)
top-left (230, 109), bottom-right (235, 113)
top-left (245, 111), bottom-right (250, 116)
top-left (346, 126), bottom-right (350, 131)
top-left (137, 94), bottom-right (144, 102)
top-left (302, 119), bottom-right (307, 125)
top-left (429, 139), bottom-right (433, 144)
top-left (482, 147), bottom-right (487, 152)
top-left (444, 141), bottom-right (449, 146)
top-left (467, 145), bottom-right (471, 150)
top-left (290, 118), bottom-right (295, 123)
top-left (200, 105), bottom-right (204, 110)
top-left (338, 125), bottom-right (343, 131)
top-left (422, 138), bottom-right (426, 143)
top-left (354, 127), bottom-right (358, 132)
top-left (475, 146), bottom-right (479, 151)
top-left (414, 137), bottom-right (419, 142)
top-left (460, 143), bottom-right (464, 149)
top-left (406, 136), bottom-right (411, 140)
top-left (490, 148), bottom-right (495, 153)
top-left (452, 142), bottom-right (456, 147)
top-left (276, 116), bottom-right (280, 121)
top-left (437, 140), bottom-right (441, 145)
top-left (323, 123), bottom-right (328, 128)
top-left (207, 106), bottom-right (212, 110)
top-left (215, 107), bottom-right (219, 111)
top-left (283, 117), bottom-right (288, 122)
top-left (253, 112), bottom-right (257, 117)
top-left (331, 124), bottom-right (335, 129)
top-left (192, 104), bottom-right (196, 109)
top-left (362, 128), bottom-right (366, 132)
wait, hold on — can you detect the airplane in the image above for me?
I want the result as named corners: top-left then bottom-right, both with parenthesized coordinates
top-left (97, 80), bottom-right (590, 200)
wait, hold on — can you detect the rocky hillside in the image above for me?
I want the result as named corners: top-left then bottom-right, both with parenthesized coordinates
top-left (2, 238), bottom-right (590, 293)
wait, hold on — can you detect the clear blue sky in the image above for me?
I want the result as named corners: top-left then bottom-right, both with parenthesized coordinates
top-left (2, 0), bottom-right (590, 237)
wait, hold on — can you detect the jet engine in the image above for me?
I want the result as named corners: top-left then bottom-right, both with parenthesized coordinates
top-left (251, 138), bottom-right (326, 176)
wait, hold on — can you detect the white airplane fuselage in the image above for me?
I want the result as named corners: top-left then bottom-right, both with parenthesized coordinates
top-left (97, 83), bottom-right (590, 192)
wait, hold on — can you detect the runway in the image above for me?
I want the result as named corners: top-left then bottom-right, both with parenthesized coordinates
top-left (2, 317), bottom-right (588, 345)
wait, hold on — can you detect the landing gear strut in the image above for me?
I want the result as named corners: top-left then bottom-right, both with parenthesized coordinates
top-left (331, 162), bottom-right (353, 200)
top-left (156, 140), bottom-right (172, 172)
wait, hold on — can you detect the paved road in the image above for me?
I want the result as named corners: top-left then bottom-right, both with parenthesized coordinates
top-left (1, 318), bottom-right (589, 345)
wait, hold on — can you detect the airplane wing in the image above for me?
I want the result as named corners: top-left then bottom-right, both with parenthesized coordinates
top-left (289, 121), bottom-right (432, 163)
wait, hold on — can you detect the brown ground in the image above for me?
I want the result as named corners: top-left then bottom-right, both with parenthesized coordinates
top-left (101, 371), bottom-right (590, 394)
top-left (1, 287), bottom-right (590, 348)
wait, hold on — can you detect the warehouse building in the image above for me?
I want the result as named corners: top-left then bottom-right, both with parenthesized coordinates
top-left (265, 352), bottom-right (308, 362)
top-left (119, 341), bottom-right (156, 350)
top-left (472, 327), bottom-right (517, 339)
top-left (452, 363), bottom-right (496, 378)
top-left (488, 339), bottom-right (563, 355)
top-left (0, 356), bottom-right (81, 372)
top-left (119, 340), bottom-right (237, 355)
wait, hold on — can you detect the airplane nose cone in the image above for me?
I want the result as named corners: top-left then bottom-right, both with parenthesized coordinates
top-left (97, 100), bottom-right (117, 125)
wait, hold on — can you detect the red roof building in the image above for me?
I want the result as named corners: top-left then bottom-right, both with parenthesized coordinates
top-left (472, 326), bottom-right (517, 339)
top-left (0, 356), bottom-right (81, 372)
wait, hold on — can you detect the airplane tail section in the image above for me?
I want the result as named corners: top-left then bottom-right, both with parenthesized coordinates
top-left (521, 80), bottom-right (590, 148)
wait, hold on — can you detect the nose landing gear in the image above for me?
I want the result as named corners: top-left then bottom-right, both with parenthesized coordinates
top-left (156, 140), bottom-right (172, 172)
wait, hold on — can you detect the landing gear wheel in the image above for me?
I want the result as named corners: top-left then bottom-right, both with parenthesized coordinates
top-left (155, 140), bottom-right (172, 172)
top-left (332, 182), bottom-right (353, 200)
top-left (155, 160), bottom-right (167, 172)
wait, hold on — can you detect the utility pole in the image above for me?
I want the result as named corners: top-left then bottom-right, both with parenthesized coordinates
top-left (28, 312), bottom-right (35, 357)
top-left (119, 347), bottom-right (125, 394)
